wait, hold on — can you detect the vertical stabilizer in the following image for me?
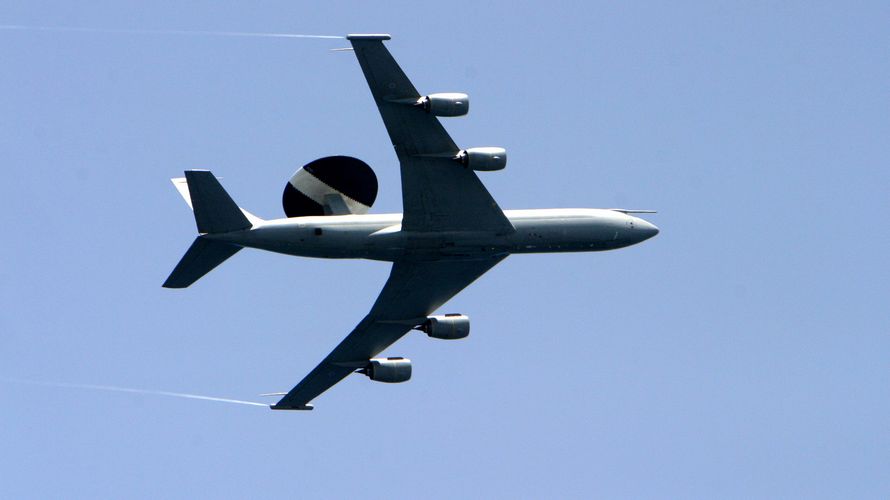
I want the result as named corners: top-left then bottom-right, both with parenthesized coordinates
top-left (163, 170), bottom-right (254, 288)
top-left (184, 170), bottom-right (251, 234)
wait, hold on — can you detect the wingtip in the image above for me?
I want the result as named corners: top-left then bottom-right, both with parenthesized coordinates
top-left (270, 403), bottom-right (315, 411)
top-left (346, 34), bottom-right (391, 41)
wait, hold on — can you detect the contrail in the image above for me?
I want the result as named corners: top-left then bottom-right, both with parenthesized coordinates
top-left (0, 25), bottom-right (344, 39)
top-left (2, 378), bottom-right (269, 408)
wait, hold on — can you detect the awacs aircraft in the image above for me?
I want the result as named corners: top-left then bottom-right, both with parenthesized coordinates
top-left (163, 34), bottom-right (659, 410)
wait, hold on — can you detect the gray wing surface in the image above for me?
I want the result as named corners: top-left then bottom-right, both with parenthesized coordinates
top-left (273, 256), bottom-right (505, 410)
top-left (273, 36), bottom-right (512, 410)
top-left (348, 36), bottom-right (514, 234)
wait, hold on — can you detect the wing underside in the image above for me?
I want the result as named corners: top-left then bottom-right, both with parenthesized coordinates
top-left (273, 35), bottom-right (512, 410)
top-left (273, 256), bottom-right (505, 410)
top-left (348, 36), bottom-right (514, 234)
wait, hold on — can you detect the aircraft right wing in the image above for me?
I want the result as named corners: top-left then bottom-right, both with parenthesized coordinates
top-left (272, 255), bottom-right (506, 410)
top-left (347, 34), bottom-right (514, 235)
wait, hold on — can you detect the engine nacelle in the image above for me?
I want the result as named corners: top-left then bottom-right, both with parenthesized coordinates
top-left (362, 357), bottom-right (412, 383)
top-left (417, 93), bottom-right (469, 117)
top-left (455, 147), bottom-right (507, 171)
top-left (420, 314), bottom-right (470, 340)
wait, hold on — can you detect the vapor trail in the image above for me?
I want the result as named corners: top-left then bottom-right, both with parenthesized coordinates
top-left (0, 25), bottom-right (344, 39)
top-left (3, 378), bottom-right (268, 407)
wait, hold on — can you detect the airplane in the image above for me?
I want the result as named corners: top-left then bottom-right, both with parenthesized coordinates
top-left (163, 34), bottom-right (659, 410)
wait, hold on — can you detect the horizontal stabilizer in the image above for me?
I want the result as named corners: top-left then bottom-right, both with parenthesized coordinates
top-left (171, 177), bottom-right (193, 208)
top-left (163, 237), bottom-right (241, 288)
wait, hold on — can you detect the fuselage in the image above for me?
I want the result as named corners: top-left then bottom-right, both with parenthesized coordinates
top-left (209, 208), bottom-right (659, 262)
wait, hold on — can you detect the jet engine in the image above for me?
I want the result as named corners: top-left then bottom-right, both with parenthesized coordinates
top-left (454, 147), bottom-right (507, 171)
top-left (360, 357), bottom-right (412, 383)
top-left (419, 314), bottom-right (470, 340)
top-left (282, 156), bottom-right (378, 217)
top-left (417, 93), bottom-right (469, 117)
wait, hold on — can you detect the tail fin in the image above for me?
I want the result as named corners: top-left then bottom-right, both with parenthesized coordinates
top-left (163, 170), bottom-right (256, 288)
top-left (181, 170), bottom-right (251, 234)
top-left (163, 237), bottom-right (241, 288)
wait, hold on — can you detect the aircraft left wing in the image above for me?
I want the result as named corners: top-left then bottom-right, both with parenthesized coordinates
top-left (272, 255), bottom-right (506, 410)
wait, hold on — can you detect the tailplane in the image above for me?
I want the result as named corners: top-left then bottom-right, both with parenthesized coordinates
top-left (163, 238), bottom-right (241, 288)
top-left (163, 170), bottom-right (259, 288)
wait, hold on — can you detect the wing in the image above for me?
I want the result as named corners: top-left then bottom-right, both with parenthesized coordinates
top-left (347, 34), bottom-right (514, 234)
top-left (272, 255), bottom-right (505, 410)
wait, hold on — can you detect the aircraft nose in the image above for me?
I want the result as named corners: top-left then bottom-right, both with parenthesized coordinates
top-left (633, 217), bottom-right (659, 241)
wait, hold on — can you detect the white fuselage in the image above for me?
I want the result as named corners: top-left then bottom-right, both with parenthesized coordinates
top-left (209, 209), bottom-right (659, 262)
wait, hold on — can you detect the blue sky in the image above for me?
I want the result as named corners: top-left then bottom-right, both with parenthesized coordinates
top-left (1, 1), bottom-right (888, 498)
